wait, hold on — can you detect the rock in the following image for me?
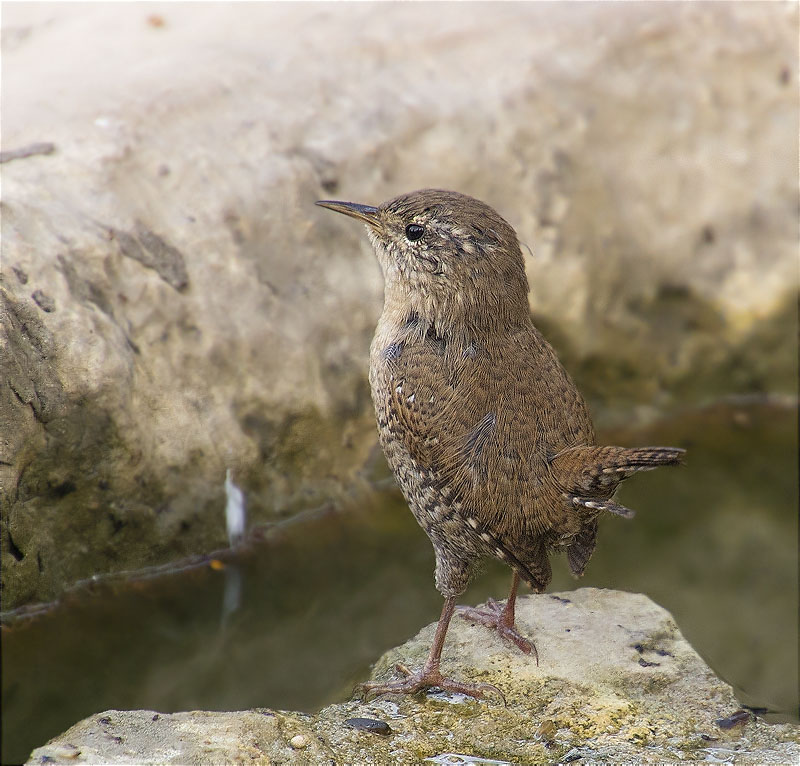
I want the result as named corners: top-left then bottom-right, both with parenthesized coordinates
top-left (25, 589), bottom-right (800, 765)
top-left (2, 3), bottom-right (797, 609)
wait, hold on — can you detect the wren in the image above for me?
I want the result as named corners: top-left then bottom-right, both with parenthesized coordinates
top-left (317, 189), bottom-right (684, 700)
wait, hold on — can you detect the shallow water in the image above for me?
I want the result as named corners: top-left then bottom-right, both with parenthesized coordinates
top-left (2, 399), bottom-right (797, 763)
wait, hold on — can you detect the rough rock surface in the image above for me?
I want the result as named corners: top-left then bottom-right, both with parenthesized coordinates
top-left (2, 4), bottom-right (798, 608)
top-left (26, 589), bottom-right (800, 765)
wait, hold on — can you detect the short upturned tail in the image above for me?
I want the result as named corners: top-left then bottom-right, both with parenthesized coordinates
top-left (550, 444), bottom-right (685, 577)
top-left (600, 446), bottom-right (686, 471)
top-left (551, 445), bottom-right (685, 497)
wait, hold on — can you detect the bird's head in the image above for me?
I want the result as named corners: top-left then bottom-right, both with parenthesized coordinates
top-left (317, 189), bottom-right (530, 338)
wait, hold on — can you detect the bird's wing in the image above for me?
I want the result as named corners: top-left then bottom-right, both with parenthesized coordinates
top-left (434, 327), bottom-right (594, 523)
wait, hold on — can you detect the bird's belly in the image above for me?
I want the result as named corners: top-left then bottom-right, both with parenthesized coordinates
top-left (376, 428), bottom-right (486, 557)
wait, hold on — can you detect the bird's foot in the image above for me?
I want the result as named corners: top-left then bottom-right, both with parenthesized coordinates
top-left (457, 599), bottom-right (538, 663)
top-left (356, 662), bottom-right (505, 703)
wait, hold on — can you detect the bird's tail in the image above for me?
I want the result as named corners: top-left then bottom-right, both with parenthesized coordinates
top-left (551, 445), bottom-right (685, 518)
top-left (553, 445), bottom-right (685, 577)
top-left (600, 446), bottom-right (686, 470)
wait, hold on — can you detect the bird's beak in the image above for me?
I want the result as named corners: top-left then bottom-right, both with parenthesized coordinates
top-left (315, 199), bottom-right (379, 225)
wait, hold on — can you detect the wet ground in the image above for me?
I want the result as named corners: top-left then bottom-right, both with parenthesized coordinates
top-left (2, 398), bottom-right (797, 764)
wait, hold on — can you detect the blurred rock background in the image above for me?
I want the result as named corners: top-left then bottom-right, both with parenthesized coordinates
top-left (1, 2), bottom-right (797, 610)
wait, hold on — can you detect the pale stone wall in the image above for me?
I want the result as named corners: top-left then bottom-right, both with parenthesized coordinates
top-left (2, 3), bottom-right (797, 608)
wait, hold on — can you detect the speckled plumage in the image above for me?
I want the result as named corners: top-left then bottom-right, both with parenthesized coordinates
top-left (371, 312), bottom-right (595, 597)
top-left (317, 189), bottom-right (684, 699)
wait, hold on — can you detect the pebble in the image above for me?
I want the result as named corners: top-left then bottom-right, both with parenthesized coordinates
top-left (344, 717), bottom-right (393, 735)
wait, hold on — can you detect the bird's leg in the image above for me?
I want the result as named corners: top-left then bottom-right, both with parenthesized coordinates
top-left (457, 571), bottom-right (538, 662)
top-left (357, 596), bottom-right (505, 702)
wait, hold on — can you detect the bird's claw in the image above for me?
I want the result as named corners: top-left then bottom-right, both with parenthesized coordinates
top-left (355, 664), bottom-right (506, 705)
top-left (457, 602), bottom-right (539, 664)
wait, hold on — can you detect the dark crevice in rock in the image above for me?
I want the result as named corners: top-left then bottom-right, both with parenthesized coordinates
top-left (110, 223), bottom-right (189, 292)
top-left (57, 254), bottom-right (115, 318)
top-left (126, 336), bottom-right (141, 355)
top-left (8, 381), bottom-right (27, 406)
top-left (8, 379), bottom-right (45, 423)
top-left (31, 289), bottom-right (56, 312)
top-left (108, 513), bottom-right (125, 535)
top-left (7, 531), bottom-right (24, 562)
top-left (0, 141), bottom-right (56, 164)
top-left (49, 480), bottom-right (77, 499)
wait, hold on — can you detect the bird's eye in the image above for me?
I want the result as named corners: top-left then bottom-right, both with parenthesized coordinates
top-left (405, 224), bottom-right (425, 242)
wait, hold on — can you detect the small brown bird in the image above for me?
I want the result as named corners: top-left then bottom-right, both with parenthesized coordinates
top-left (317, 189), bottom-right (684, 700)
